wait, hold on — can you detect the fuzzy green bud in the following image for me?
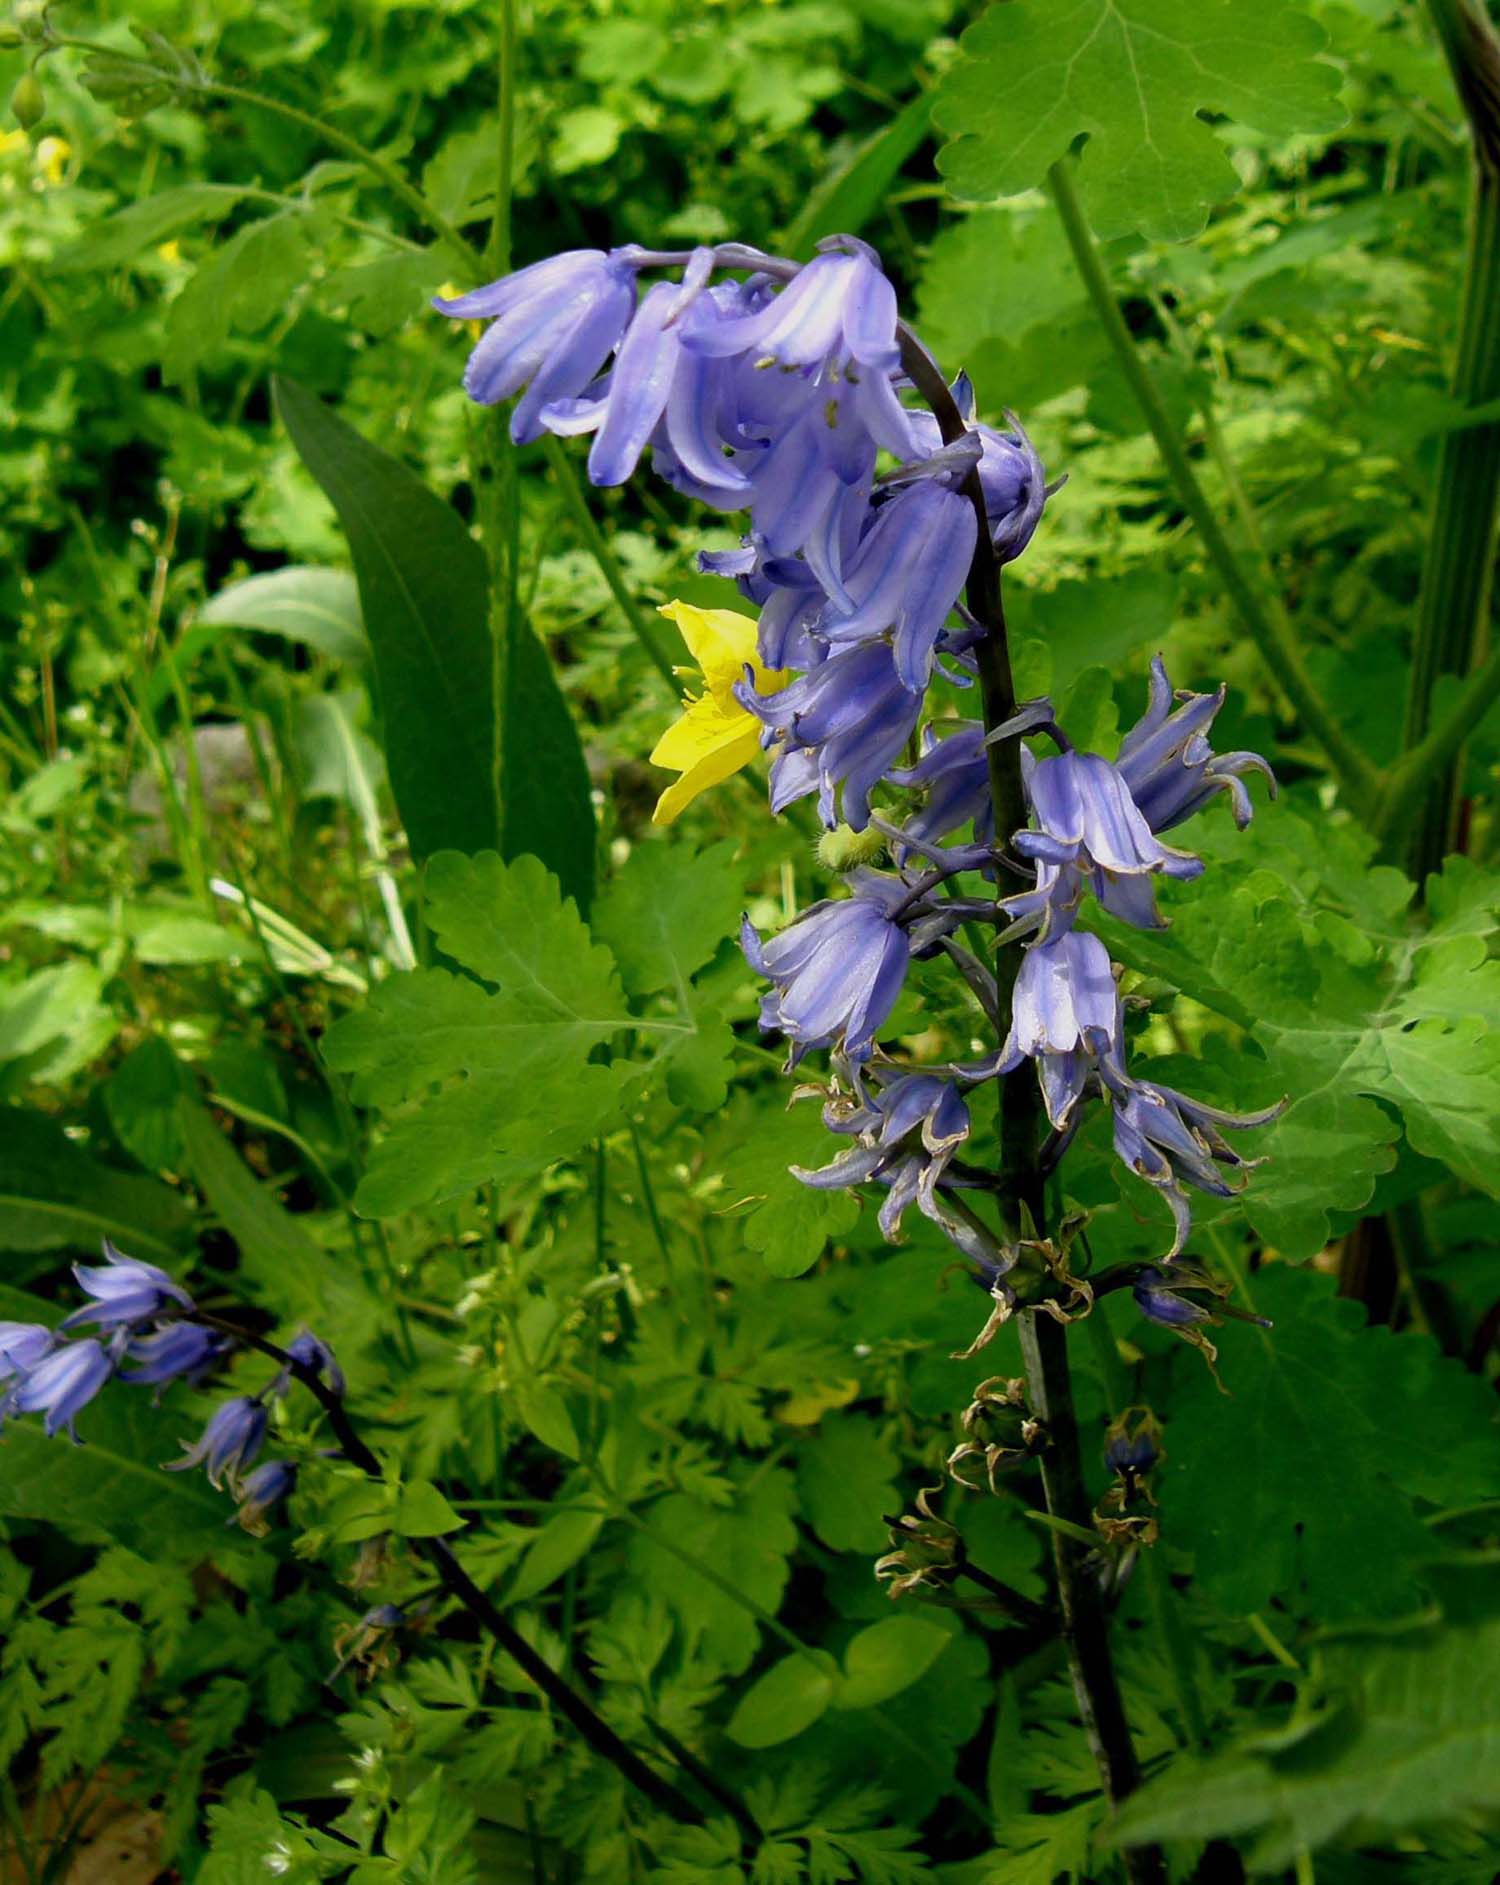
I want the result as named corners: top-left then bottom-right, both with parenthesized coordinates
top-left (815, 823), bottom-right (886, 872)
top-left (10, 70), bottom-right (43, 128)
top-left (13, 0), bottom-right (46, 41)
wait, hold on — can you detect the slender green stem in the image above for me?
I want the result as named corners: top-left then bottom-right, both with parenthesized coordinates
top-left (542, 436), bottom-right (680, 691)
top-left (488, 0), bottom-right (519, 279)
top-left (1396, 0), bottom-right (1500, 875)
top-left (1374, 628), bottom-right (1500, 837)
top-left (1046, 158), bottom-right (1380, 807)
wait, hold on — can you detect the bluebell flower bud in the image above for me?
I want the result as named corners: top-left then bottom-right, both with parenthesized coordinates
top-left (9, 1338), bottom-right (113, 1441)
top-left (231, 1458), bottom-right (297, 1533)
top-left (166, 1394), bottom-right (268, 1489)
top-left (59, 1239), bottom-right (193, 1332)
top-left (284, 1330), bottom-right (345, 1395)
top-left (888, 722), bottom-right (993, 858)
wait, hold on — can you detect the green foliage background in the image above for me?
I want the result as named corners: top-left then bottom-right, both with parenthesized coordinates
top-left (2, 0), bottom-right (1500, 1881)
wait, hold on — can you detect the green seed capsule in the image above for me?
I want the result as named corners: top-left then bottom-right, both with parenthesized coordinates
top-left (816, 823), bottom-right (887, 872)
top-left (10, 71), bottom-right (44, 129)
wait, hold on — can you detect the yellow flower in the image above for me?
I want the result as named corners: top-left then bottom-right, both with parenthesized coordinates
top-left (650, 599), bottom-right (786, 826)
top-left (157, 238), bottom-right (183, 265)
top-left (34, 136), bottom-right (69, 186)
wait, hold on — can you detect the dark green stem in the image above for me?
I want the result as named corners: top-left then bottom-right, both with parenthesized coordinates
top-left (896, 333), bottom-right (1163, 1884)
top-left (1046, 157), bottom-right (1380, 808)
top-left (1397, 0), bottom-right (1500, 876)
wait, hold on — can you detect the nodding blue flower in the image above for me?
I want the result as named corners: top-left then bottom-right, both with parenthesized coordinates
top-left (741, 870), bottom-right (914, 1064)
top-left (121, 1322), bottom-right (228, 1389)
top-left (814, 481), bottom-right (977, 691)
top-left (1104, 1420), bottom-right (1161, 1478)
top-left (997, 929), bottom-right (1122, 1131)
top-left (284, 1330), bottom-right (345, 1395)
top-left (791, 1070), bottom-right (1004, 1262)
top-left (907, 404), bottom-right (1050, 562)
top-left (540, 249), bottom-right (716, 487)
top-left (9, 1338), bottom-right (113, 1441)
top-left (60, 1240), bottom-right (193, 1332)
top-left (166, 1395), bottom-right (268, 1490)
top-left (683, 234), bottom-right (900, 375)
top-left (1116, 655), bottom-right (1277, 835)
top-left (1003, 750), bottom-right (1204, 938)
top-left (1108, 1081), bottom-right (1282, 1258)
top-left (232, 1458), bottom-right (297, 1533)
top-left (737, 641), bottom-right (925, 832)
top-left (888, 721), bottom-right (993, 857)
top-left (434, 248), bottom-right (638, 443)
top-left (0, 1321), bottom-right (54, 1382)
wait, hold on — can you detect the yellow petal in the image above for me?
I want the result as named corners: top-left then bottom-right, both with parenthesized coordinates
top-left (649, 690), bottom-right (754, 771)
top-left (651, 725), bottom-right (764, 825)
top-left (657, 598), bottom-right (786, 702)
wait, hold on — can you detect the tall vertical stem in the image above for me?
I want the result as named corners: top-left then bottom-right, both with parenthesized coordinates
top-left (1400, 0), bottom-right (1500, 878)
top-left (897, 338), bottom-right (1162, 1883)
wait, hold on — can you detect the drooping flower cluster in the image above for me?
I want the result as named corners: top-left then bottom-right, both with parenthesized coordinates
top-left (438, 235), bottom-right (1278, 1320)
top-left (1, 1240), bottom-right (333, 1531)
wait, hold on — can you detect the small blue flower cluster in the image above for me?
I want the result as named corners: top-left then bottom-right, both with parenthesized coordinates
top-left (439, 235), bottom-right (1279, 1312)
top-left (0, 1241), bottom-right (334, 1528)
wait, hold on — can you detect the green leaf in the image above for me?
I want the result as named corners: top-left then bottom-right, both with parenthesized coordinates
top-left (781, 90), bottom-right (933, 261)
top-left (725, 1650), bottom-right (837, 1748)
top-left (796, 1415), bottom-right (901, 1554)
top-left (1168, 1266), bottom-right (1500, 1618)
top-left (0, 1367), bottom-right (232, 1553)
top-left (164, 215), bottom-right (311, 384)
top-left (706, 1097), bottom-right (861, 1279)
top-left (197, 567), bottom-right (368, 663)
top-left (104, 1036), bottom-right (191, 1172)
top-left (176, 1098), bottom-right (329, 1313)
top-left (325, 852), bottom-right (635, 1214)
top-left (512, 1380), bottom-right (581, 1459)
top-left (273, 378), bottom-right (594, 906)
top-left (508, 1505), bottom-right (606, 1604)
top-left (1114, 1597), bottom-right (1500, 1871)
top-left (0, 962), bottom-right (105, 1063)
top-left (837, 1616), bottom-right (952, 1709)
top-left (391, 1481), bottom-right (464, 1538)
top-left (52, 182), bottom-right (249, 271)
top-left (934, 0), bottom-right (1346, 241)
top-left (592, 840), bottom-right (741, 1000)
top-left (0, 1106), bottom-right (193, 1258)
top-left (625, 1466), bottom-right (799, 1674)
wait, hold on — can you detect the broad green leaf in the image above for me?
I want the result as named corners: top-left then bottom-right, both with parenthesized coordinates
top-left (390, 1481), bottom-right (465, 1538)
top-left (624, 1466), bottom-right (799, 1674)
top-left (1167, 1266), bottom-right (1500, 1618)
top-left (796, 1414), bottom-right (900, 1554)
top-left (0, 1106), bottom-right (192, 1258)
top-left (52, 182), bottom-right (249, 271)
top-left (176, 1098), bottom-right (330, 1313)
top-left (781, 90), bottom-right (934, 260)
top-left (706, 1098), bottom-right (861, 1278)
top-left (511, 1380), bottom-right (581, 1459)
top-left (837, 1616), bottom-right (952, 1709)
top-left (292, 692), bottom-right (385, 813)
top-left (591, 840), bottom-right (742, 1000)
top-left (273, 378), bottom-right (594, 906)
top-left (0, 1358), bottom-right (232, 1554)
top-left (725, 1650), bottom-right (837, 1748)
top-left (1115, 1597), bottom-right (1500, 1871)
top-left (197, 567), bottom-right (367, 663)
top-left (0, 962), bottom-right (105, 1063)
top-left (324, 852), bottom-right (635, 1214)
top-left (592, 841), bottom-right (743, 1112)
top-left (508, 1506), bottom-right (606, 1604)
top-left (105, 1036), bottom-right (191, 1172)
top-left (164, 215), bottom-right (311, 384)
top-left (934, 0), bottom-right (1346, 241)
